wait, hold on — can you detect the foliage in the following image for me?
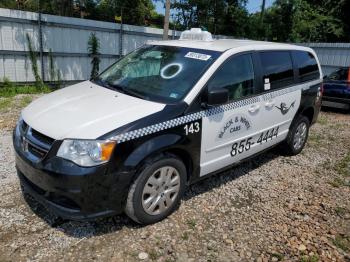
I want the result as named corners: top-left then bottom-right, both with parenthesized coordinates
top-left (0, 77), bottom-right (50, 97)
top-left (48, 48), bottom-right (56, 82)
top-left (1, 0), bottom-right (349, 42)
top-left (88, 33), bottom-right (101, 79)
top-left (25, 33), bottom-right (44, 89)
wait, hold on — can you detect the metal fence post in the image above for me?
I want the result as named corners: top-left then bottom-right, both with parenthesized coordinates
top-left (38, 8), bottom-right (45, 81)
top-left (119, 8), bottom-right (123, 57)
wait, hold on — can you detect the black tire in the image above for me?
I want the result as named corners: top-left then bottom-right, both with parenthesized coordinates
top-left (125, 154), bottom-right (186, 225)
top-left (281, 115), bottom-right (310, 156)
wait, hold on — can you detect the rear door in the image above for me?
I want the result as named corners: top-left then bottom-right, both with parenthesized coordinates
top-left (256, 51), bottom-right (301, 149)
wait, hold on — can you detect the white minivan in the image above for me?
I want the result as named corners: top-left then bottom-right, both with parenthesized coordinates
top-left (14, 29), bottom-right (323, 224)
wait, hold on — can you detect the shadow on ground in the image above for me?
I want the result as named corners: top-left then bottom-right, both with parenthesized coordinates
top-left (21, 147), bottom-right (281, 238)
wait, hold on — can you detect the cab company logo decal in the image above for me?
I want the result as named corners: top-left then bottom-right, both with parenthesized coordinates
top-left (275, 101), bottom-right (295, 115)
top-left (217, 115), bottom-right (251, 140)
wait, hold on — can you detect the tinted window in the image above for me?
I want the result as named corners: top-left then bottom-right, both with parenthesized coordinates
top-left (260, 51), bottom-right (294, 89)
top-left (328, 68), bottom-right (348, 81)
top-left (292, 51), bottom-right (320, 82)
top-left (208, 54), bottom-right (254, 101)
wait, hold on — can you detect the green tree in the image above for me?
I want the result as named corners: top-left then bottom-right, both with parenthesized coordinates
top-left (88, 33), bottom-right (101, 79)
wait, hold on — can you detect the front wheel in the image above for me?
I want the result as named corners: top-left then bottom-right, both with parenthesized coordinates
top-left (125, 155), bottom-right (186, 224)
top-left (282, 115), bottom-right (310, 155)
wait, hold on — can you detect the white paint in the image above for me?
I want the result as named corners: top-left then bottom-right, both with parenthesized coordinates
top-left (21, 81), bottom-right (165, 140)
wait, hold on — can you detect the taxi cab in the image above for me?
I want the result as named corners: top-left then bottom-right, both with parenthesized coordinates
top-left (13, 28), bottom-right (323, 224)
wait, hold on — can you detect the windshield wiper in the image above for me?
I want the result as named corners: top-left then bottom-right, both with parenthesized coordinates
top-left (112, 84), bottom-right (148, 100)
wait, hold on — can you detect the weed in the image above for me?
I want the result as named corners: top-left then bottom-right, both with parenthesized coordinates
top-left (336, 151), bottom-right (350, 177)
top-left (333, 234), bottom-right (350, 252)
top-left (308, 133), bottom-right (323, 145)
top-left (271, 252), bottom-right (284, 261)
top-left (301, 254), bottom-right (319, 262)
top-left (335, 206), bottom-right (347, 217)
top-left (317, 115), bottom-right (328, 125)
top-left (186, 218), bottom-right (196, 230)
top-left (181, 231), bottom-right (189, 240)
top-left (148, 249), bottom-right (159, 260)
top-left (329, 177), bottom-right (344, 188)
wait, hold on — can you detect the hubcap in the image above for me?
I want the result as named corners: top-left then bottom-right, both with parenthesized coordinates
top-left (142, 166), bottom-right (181, 216)
top-left (293, 122), bottom-right (307, 151)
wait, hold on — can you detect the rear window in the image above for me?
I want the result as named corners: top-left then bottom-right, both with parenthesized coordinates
top-left (328, 68), bottom-right (348, 81)
top-left (292, 51), bottom-right (320, 82)
top-left (260, 51), bottom-right (294, 90)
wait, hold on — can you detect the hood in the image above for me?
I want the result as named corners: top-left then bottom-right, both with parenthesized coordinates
top-left (22, 81), bottom-right (166, 140)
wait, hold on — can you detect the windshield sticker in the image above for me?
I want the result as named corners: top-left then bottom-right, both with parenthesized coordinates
top-left (170, 93), bottom-right (179, 99)
top-left (185, 52), bottom-right (211, 61)
top-left (160, 63), bottom-right (183, 79)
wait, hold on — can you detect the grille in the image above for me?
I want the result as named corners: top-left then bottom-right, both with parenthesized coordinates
top-left (19, 120), bottom-right (55, 161)
top-left (21, 120), bottom-right (28, 132)
top-left (28, 143), bottom-right (47, 159)
top-left (31, 129), bottom-right (55, 146)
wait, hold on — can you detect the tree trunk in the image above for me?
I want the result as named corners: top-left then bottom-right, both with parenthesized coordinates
top-left (163, 0), bottom-right (171, 40)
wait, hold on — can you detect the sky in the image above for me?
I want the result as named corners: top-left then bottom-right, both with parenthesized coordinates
top-left (154, 0), bottom-right (275, 19)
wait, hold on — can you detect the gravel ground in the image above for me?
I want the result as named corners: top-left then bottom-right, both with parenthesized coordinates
top-left (0, 99), bottom-right (349, 261)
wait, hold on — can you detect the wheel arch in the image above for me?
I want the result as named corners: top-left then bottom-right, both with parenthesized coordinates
top-left (124, 134), bottom-right (194, 183)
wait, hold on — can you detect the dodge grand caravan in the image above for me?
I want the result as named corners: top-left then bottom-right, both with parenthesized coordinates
top-left (13, 29), bottom-right (323, 224)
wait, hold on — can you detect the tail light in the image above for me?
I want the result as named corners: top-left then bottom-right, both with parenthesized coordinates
top-left (320, 82), bottom-right (324, 94)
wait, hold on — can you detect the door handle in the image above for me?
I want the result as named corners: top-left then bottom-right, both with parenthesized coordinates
top-left (265, 100), bottom-right (275, 108)
top-left (248, 104), bottom-right (260, 113)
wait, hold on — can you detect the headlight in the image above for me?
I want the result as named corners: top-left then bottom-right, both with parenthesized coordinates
top-left (57, 139), bottom-right (116, 167)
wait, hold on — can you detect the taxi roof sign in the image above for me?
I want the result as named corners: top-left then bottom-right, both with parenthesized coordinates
top-left (179, 28), bottom-right (213, 42)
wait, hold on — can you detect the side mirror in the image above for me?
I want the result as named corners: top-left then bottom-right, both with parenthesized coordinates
top-left (207, 88), bottom-right (229, 106)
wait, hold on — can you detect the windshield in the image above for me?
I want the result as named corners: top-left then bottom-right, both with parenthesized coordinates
top-left (96, 45), bottom-right (221, 103)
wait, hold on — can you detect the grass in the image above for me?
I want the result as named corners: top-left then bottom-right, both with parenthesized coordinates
top-left (0, 84), bottom-right (51, 98)
top-left (308, 133), bottom-right (323, 146)
top-left (19, 96), bottom-right (33, 107)
top-left (317, 115), bottom-right (328, 125)
top-left (336, 151), bottom-right (350, 177)
top-left (333, 234), bottom-right (350, 252)
top-left (0, 98), bottom-right (12, 111)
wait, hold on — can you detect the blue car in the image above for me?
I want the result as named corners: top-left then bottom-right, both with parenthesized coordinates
top-left (322, 67), bottom-right (350, 110)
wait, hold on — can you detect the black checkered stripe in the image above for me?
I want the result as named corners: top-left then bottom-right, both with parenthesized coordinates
top-left (111, 85), bottom-right (303, 143)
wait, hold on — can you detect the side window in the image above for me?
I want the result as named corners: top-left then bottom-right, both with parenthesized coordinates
top-left (260, 51), bottom-right (294, 89)
top-left (292, 51), bottom-right (320, 82)
top-left (328, 68), bottom-right (348, 81)
top-left (207, 54), bottom-right (254, 101)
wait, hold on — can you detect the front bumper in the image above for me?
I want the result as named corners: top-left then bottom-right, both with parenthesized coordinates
top-left (13, 125), bottom-right (133, 221)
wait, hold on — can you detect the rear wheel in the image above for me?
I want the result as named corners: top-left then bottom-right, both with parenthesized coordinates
top-left (125, 155), bottom-right (186, 224)
top-left (282, 115), bottom-right (310, 155)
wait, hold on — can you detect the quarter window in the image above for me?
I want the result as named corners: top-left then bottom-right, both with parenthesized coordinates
top-left (260, 51), bottom-right (294, 89)
top-left (292, 51), bottom-right (320, 82)
top-left (207, 54), bottom-right (254, 101)
top-left (328, 68), bottom-right (348, 81)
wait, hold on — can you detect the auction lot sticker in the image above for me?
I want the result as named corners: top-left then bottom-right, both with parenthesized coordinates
top-left (185, 52), bottom-right (212, 61)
